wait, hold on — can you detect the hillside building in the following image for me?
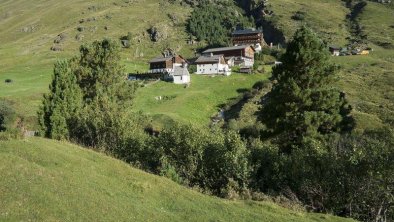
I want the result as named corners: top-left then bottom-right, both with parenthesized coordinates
top-left (231, 29), bottom-right (266, 52)
top-left (148, 54), bottom-right (187, 74)
top-left (195, 54), bottom-right (231, 76)
top-left (329, 46), bottom-right (341, 56)
top-left (202, 45), bottom-right (255, 67)
top-left (173, 65), bottom-right (191, 84)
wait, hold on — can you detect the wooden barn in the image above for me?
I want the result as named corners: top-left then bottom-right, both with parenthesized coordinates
top-left (231, 29), bottom-right (266, 52)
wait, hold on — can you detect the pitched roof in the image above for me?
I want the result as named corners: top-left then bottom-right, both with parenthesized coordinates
top-left (173, 66), bottom-right (190, 76)
top-left (149, 56), bottom-right (173, 63)
top-left (232, 29), bottom-right (262, 35)
top-left (203, 45), bottom-right (253, 54)
top-left (329, 45), bottom-right (341, 50)
top-left (195, 54), bottom-right (224, 63)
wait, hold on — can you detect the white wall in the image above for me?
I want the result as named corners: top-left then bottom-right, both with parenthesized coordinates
top-left (196, 63), bottom-right (221, 75)
top-left (173, 75), bottom-right (190, 84)
top-left (196, 63), bottom-right (231, 75)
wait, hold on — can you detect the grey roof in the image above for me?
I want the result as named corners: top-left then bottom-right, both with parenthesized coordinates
top-left (173, 66), bottom-right (190, 76)
top-left (195, 54), bottom-right (224, 63)
top-left (203, 45), bottom-right (252, 53)
top-left (329, 45), bottom-right (341, 50)
top-left (232, 29), bottom-right (262, 35)
top-left (149, 56), bottom-right (172, 63)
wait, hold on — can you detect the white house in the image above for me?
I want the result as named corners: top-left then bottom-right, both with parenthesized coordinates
top-left (173, 65), bottom-right (190, 84)
top-left (195, 54), bottom-right (231, 76)
top-left (202, 45), bottom-right (255, 68)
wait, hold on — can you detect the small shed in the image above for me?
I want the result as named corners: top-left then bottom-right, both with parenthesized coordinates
top-left (173, 65), bottom-right (190, 84)
top-left (329, 46), bottom-right (341, 56)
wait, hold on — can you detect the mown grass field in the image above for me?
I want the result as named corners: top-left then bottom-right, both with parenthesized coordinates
top-left (133, 73), bottom-right (268, 128)
top-left (0, 137), bottom-right (356, 222)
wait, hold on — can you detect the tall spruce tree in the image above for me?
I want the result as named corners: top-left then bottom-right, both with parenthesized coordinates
top-left (260, 26), bottom-right (353, 150)
top-left (70, 39), bottom-right (138, 147)
top-left (38, 60), bottom-right (82, 140)
top-left (73, 39), bottom-right (134, 104)
top-left (38, 39), bottom-right (138, 143)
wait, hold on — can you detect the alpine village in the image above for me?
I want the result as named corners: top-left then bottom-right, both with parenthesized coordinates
top-left (0, 0), bottom-right (393, 222)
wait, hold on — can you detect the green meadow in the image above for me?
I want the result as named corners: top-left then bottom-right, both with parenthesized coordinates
top-left (133, 73), bottom-right (267, 128)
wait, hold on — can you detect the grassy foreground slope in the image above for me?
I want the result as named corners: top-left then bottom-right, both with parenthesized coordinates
top-left (0, 138), bottom-right (354, 222)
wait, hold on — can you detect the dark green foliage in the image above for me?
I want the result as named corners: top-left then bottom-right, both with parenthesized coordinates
top-left (0, 99), bottom-right (15, 132)
top-left (202, 130), bottom-right (250, 197)
top-left (248, 128), bottom-right (394, 221)
top-left (154, 123), bottom-right (207, 184)
top-left (188, 64), bottom-right (197, 74)
top-left (38, 39), bottom-right (143, 155)
top-left (187, 2), bottom-right (252, 47)
top-left (38, 60), bottom-right (82, 140)
top-left (70, 39), bottom-right (138, 148)
top-left (260, 26), bottom-right (353, 149)
top-left (291, 11), bottom-right (306, 21)
top-left (73, 39), bottom-right (135, 102)
top-left (153, 124), bottom-right (250, 196)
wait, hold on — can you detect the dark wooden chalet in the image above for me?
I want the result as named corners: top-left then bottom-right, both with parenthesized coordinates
top-left (202, 45), bottom-right (255, 59)
top-left (149, 55), bottom-right (187, 70)
top-left (231, 29), bottom-right (266, 46)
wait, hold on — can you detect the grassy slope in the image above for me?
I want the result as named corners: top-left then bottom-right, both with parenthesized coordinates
top-left (0, 137), bottom-right (355, 222)
top-left (134, 74), bottom-right (267, 128)
top-left (0, 0), bottom-right (193, 122)
top-left (267, 0), bottom-right (351, 45)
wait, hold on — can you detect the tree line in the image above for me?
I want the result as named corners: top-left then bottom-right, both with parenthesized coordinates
top-left (38, 27), bottom-right (393, 221)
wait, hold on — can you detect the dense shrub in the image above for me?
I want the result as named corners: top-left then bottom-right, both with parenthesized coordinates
top-left (0, 99), bottom-right (16, 131)
top-left (291, 11), bottom-right (306, 21)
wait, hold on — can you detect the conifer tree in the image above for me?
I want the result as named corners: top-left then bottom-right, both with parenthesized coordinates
top-left (72, 39), bottom-right (134, 104)
top-left (260, 26), bottom-right (353, 150)
top-left (38, 60), bottom-right (82, 140)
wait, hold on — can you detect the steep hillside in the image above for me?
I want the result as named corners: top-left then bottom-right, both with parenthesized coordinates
top-left (0, 138), bottom-right (355, 222)
top-left (261, 0), bottom-right (351, 45)
top-left (0, 0), bottom-right (193, 123)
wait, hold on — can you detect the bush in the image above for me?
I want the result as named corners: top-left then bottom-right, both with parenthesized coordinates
top-left (0, 99), bottom-right (15, 131)
top-left (188, 64), bottom-right (197, 74)
top-left (252, 80), bottom-right (271, 90)
top-left (291, 11), bottom-right (306, 21)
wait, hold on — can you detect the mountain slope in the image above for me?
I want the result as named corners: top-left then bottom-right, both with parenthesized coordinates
top-left (0, 138), bottom-right (355, 222)
top-left (0, 0), bottom-right (192, 123)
